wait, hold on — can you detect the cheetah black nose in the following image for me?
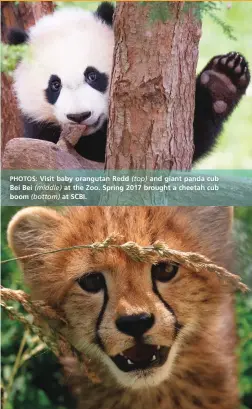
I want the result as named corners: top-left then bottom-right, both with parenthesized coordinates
top-left (67, 111), bottom-right (91, 124)
top-left (116, 313), bottom-right (155, 338)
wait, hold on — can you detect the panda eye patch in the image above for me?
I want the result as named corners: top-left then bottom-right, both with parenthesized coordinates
top-left (51, 80), bottom-right (61, 92)
top-left (87, 71), bottom-right (97, 82)
top-left (45, 75), bottom-right (62, 105)
top-left (50, 76), bottom-right (61, 92)
top-left (84, 66), bottom-right (108, 93)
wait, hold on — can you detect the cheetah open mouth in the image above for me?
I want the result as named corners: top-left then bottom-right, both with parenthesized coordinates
top-left (111, 344), bottom-right (169, 372)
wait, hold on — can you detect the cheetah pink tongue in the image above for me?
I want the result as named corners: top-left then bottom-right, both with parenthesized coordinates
top-left (123, 344), bottom-right (157, 362)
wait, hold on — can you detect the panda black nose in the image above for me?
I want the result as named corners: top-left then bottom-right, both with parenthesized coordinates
top-left (115, 313), bottom-right (155, 338)
top-left (67, 111), bottom-right (91, 124)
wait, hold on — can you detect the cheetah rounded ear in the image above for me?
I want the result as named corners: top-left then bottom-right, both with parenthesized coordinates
top-left (190, 206), bottom-right (234, 268)
top-left (194, 206), bottom-right (233, 233)
top-left (7, 28), bottom-right (29, 45)
top-left (95, 2), bottom-right (115, 26)
top-left (7, 207), bottom-right (62, 265)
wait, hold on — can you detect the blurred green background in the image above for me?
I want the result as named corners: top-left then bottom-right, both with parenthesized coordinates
top-left (1, 2), bottom-right (252, 409)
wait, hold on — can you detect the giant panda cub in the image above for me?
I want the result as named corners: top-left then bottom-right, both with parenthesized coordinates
top-left (8, 2), bottom-right (250, 164)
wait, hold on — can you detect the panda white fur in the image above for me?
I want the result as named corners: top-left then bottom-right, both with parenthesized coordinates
top-left (8, 2), bottom-right (250, 164)
top-left (14, 6), bottom-right (114, 133)
top-left (9, 3), bottom-right (114, 162)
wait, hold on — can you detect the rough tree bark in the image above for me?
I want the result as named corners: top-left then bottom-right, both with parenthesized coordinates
top-left (106, 2), bottom-right (201, 170)
top-left (1, 1), bottom-right (55, 155)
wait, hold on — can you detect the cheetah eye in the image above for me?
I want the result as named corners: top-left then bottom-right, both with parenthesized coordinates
top-left (77, 272), bottom-right (105, 293)
top-left (152, 262), bottom-right (179, 282)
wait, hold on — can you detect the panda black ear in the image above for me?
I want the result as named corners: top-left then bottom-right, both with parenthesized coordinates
top-left (7, 28), bottom-right (29, 45)
top-left (96, 2), bottom-right (115, 26)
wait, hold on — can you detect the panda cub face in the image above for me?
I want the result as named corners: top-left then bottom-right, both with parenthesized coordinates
top-left (12, 4), bottom-right (114, 136)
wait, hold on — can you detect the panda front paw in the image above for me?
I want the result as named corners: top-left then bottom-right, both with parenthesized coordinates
top-left (210, 52), bottom-right (250, 89)
top-left (199, 52), bottom-right (250, 115)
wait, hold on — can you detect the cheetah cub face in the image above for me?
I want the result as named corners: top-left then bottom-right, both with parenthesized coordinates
top-left (8, 206), bottom-right (233, 390)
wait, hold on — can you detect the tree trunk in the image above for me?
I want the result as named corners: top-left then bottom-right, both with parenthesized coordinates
top-left (1, 1), bottom-right (55, 156)
top-left (106, 2), bottom-right (201, 170)
top-left (1, 74), bottom-right (23, 156)
top-left (1, 1), bottom-right (55, 39)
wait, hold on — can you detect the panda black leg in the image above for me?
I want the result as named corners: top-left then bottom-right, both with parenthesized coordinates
top-left (23, 116), bottom-right (61, 143)
top-left (193, 52), bottom-right (250, 163)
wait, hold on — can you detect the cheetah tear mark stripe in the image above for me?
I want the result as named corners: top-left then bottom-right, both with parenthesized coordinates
top-left (151, 273), bottom-right (183, 338)
top-left (95, 280), bottom-right (182, 349)
top-left (95, 286), bottom-right (109, 350)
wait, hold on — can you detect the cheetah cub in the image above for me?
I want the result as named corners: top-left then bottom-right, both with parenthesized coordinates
top-left (8, 206), bottom-right (239, 409)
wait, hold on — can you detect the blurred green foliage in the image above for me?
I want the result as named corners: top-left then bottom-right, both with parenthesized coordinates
top-left (1, 207), bottom-right (75, 409)
top-left (56, 1), bottom-right (100, 9)
top-left (1, 44), bottom-right (28, 75)
top-left (1, 206), bottom-right (252, 409)
top-left (141, 1), bottom-right (236, 39)
top-left (235, 208), bottom-right (252, 409)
